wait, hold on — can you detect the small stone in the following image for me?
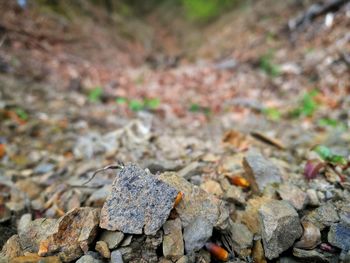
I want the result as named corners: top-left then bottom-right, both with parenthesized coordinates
top-left (100, 164), bottom-right (178, 235)
top-left (158, 257), bottom-right (173, 263)
top-left (306, 189), bottom-right (319, 206)
top-left (183, 217), bottom-right (213, 253)
top-left (11, 253), bottom-right (62, 263)
top-left (306, 203), bottom-right (339, 230)
top-left (252, 238), bottom-right (266, 263)
top-left (176, 255), bottom-right (189, 263)
top-left (243, 151), bottom-right (282, 193)
top-left (120, 235), bottom-right (132, 247)
top-left (99, 231), bottom-right (124, 249)
top-left (228, 222), bottom-right (253, 255)
top-left (295, 221), bottom-right (321, 249)
top-left (259, 200), bottom-right (302, 259)
top-left (1, 235), bottom-right (23, 260)
top-left (200, 180), bottom-right (223, 197)
top-left (17, 213), bottom-right (32, 233)
top-left (15, 179), bottom-right (42, 199)
top-left (159, 172), bottom-right (228, 229)
top-left (86, 185), bottom-right (112, 207)
top-left (95, 241), bottom-right (110, 258)
top-left (110, 250), bottom-right (124, 263)
top-left (163, 218), bottom-right (184, 261)
top-left (293, 247), bottom-right (337, 262)
top-left (224, 184), bottom-right (245, 205)
top-left (76, 255), bottom-right (103, 263)
top-left (328, 223), bottom-right (350, 251)
top-left (277, 183), bottom-right (307, 210)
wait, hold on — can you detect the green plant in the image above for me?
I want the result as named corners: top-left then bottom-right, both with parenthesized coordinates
top-left (15, 108), bottom-right (28, 121)
top-left (313, 145), bottom-right (347, 166)
top-left (290, 89), bottom-right (319, 118)
top-left (88, 87), bottom-right (103, 102)
top-left (117, 97), bottom-right (161, 112)
top-left (189, 103), bottom-right (211, 116)
top-left (259, 51), bottom-right (281, 77)
top-left (318, 118), bottom-right (338, 128)
top-left (262, 107), bottom-right (281, 121)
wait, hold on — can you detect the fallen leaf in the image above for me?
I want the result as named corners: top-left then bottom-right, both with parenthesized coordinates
top-left (222, 130), bottom-right (250, 151)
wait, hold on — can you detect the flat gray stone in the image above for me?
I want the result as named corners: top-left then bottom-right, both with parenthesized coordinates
top-left (110, 250), bottom-right (124, 263)
top-left (99, 231), bottom-right (124, 249)
top-left (293, 247), bottom-right (337, 263)
top-left (183, 217), bottom-right (213, 253)
top-left (278, 183), bottom-right (307, 210)
top-left (228, 222), bottom-right (253, 254)
top-left (306, 203), bottom-right (339, 230)
top-left (76, 255), bottom-right (103, 263)
top-left (100, 164), bottom-right (179, 235)
top-left (243, 151), bottom-right (282, 193)
top-left (328, 223), bottom-right (350, 252)
top-left (259, 200), bottom-right (302, 260)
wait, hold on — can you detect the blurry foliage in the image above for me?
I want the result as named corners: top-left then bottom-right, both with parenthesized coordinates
top-left (313, 145), bottom-right (347, 166)
top-left (289, 89), bottom-right (318, 118)
top-left (88, 87), bottom-right (103, 102)
top-left (15, 108), bottom-right (29, 121)
top-left (262, 107), bottom-right (281, 121)
top-left (117, 97), bottom-right (160, 111)
top-left (258, 51), bottom-right (281, 77)
top-left (189, 103), bottom-right (212, 116)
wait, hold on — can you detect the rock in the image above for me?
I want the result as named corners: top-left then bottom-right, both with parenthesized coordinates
top-left (19, 208), bottom-right (99, 262)
top-left (200, 180), bottom-right (223, 197)
top-left (252, 238), bottom-right (266, 263)
top-left (259, 200), bottom-right (303, 260)
top-left (228, 222), bottom-right (253, 255)
top-left (306, 203), bottom-right (339, 230)
top-left (277, 183), bottom-right (307, 210)
top-left (158, 257), bottom-right (173, 263)
top-left (293, 247), bottom-right (337, 263)
top-left (328, 223), bottom-right (350, 252)
top-left (120, 235), bottom-right (133, 247)
top-left (95, 241), bottom-right (110, 258)
top-left (100, 164), bottom-right (178, 235)
top-left (306, 189), bottom-right (320, 206)
top-left (176, 255), bottom-right (189, 263)
top-left (11, 253), bottom-right (62, 263)
top-left (224, 184), bottom-right (245, 205)
top-left (177, 162), bottom-right (202, 179)
top-left (163, 218), bottom-right (184, 261)
top-left (183, 217), bottom-right (213, 253)
top-left (110, 250), bottom-right (124, 263)
top-left (159, 172), bottom-right (228, 229)
top-left (99, 231), bottom-right (124, 250)
top-left (76, 255), bottom-right (103, 263)
top-left (295, 221), bottom-right (321, 249)
top-left (17, 213), bottom-right (32, 233)
top-left (86, 185), bottom-right (112, 207)
top-left (0, 235), bottom-right (23, 260)
top-left (15, 179), bottom-right (42, 199)
top-left (243, 151), bottom-right (282, 193)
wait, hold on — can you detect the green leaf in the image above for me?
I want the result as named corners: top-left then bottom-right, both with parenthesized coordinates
top-left (144, 98), bottom-right (160, 109)
top-left (328, 155), bottom-right (347, 165)
top-left (189, 103), bottom-right (201, 112)
top-left (129, 99), bottom-right (144, 112)
top-left (88, 87), bottom-right (103, 102)
top-left (301, 90), bottom-right (318, 117)
top-left (15, 108), bottom-right (28, 120)
top-left (262, 107), bottom-right (281, 121)
top-left (116, 97), bottom-right (127, 104)
top-left (259, 51), bottom-right (281, 77)
top-left (314, 145), bottom-right (332, 160)
top-left (318, 118), bottom-right (339, 127)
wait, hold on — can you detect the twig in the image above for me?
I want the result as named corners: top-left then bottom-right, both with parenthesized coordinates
top-left (82, 163), bottom-right (124, 185)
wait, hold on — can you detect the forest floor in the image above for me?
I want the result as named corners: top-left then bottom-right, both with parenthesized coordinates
top-left (1, 1), bottom-right (350, 263)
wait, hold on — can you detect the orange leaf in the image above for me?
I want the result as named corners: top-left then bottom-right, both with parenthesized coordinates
top-left (230, 175), bottom-right (250, 188)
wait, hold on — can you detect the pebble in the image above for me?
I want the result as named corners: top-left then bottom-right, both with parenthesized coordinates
top-left (200, 180), bottom-right (223, 197)
top-left (95, 241), bottom-right (110, 258)
top-left (183, 217), bottom-right (213, 253)
top-left (76, 255), bottom-right (103, 263)
top-left (306, 203), bottom-right (339, 230)
top-left (228, 222), bottom-right (253, 255)
top-left (224, 184), bottom-right (245, 205)
top-left (99, 231), bottom-right (124, 250)
top-left (294, 221), bottom-right (321, 249)
top-left (306, 189), bottom-right (320, 206)
top-left (110, 250), bottom-right (124, 263)
top-left (243, 151), bottom-right (282, 193)
top-left (293, 247), bottom-right (337, 263)
top-left (163, 218), bottom-right (184, 261)
top-left (277, 183), bottom-right (307, 210)
top-left (328, 223), bottom-right (350, 252)
top-left (100, 164), bottom-right (178, 235)
top-left (259, 200), bottom-right (302, 259)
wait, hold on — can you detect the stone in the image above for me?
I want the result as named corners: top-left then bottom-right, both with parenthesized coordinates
top-left (252, 238), bottom-right (266, 263)
top-left (183, 217), bottom-right (213, 253)
top-left (259, 200), bottom-right (302, 260)
top-left (76, 255), bottom-right (103, 263)
top-left (306, 189), bottom-right (320, 206)
top-left (19, 208), bottom-right (99, 262)
top-left (328, 223), bottom-right (350, 252)
top-left (11, 253), bottom-right (62, 263)
top-left (100, 164), bottom-right (178, 235)
top-left (99, 231), bottom-right (124, 249)
top-left (110, 250), bottom-right (124, 263)
top-left (293, 247), bottom-right (337, 263)
top-left (200, 180), bottom-right (223, 197)
top-left (95, 241), bottom-right (110, 258)
top-left (0, 235), bottom-right (23, 260)
top-left (295, 221), bottom-right (321, 249)
top-left (15, 179), bottom-right (42, 199)
top-left (277, 183), bottom-right (307, 210)
top-left (159, 172), bottom-right (228, 229)
top-left (243, 151), bottom-right (282, 193)
top-left (228, 222), bottom-right (253, 255)
top-left (86, 185), bottom-right (112, 207)
top-left (163, 218), bottom-right (184, 261)
top-left (306, 203), bottom-right (339, 230)
top-left (176, 256), bottom-right (189, 263)
top-left (224, 184), bottom-right (245, 205)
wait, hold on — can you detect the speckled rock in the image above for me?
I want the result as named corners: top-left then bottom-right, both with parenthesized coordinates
top-left (163, 218), bottom-right (184, 260)
top-left (183, 217), bottom-right (213, 253)
top-left (228, 222), bottom-right (253, 255)
top-left (259, 200), bottom-right (302, 260)
top-left (76, 255), bottom-right (103, 263)
top-left (95, 241), bottom-right (110, 258)
top-left (110, 250), bottom-right (124, 263)
top-left (293, 247), bottom-right (337, 263)
top-left (0, 235), bottom-right (23, 260)
top-left (100, 164), bottom-right (178, 235)
top-left (306, 203), bottom-right (339, 230)
top-left (243, 151), bottom-right (282, 193)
